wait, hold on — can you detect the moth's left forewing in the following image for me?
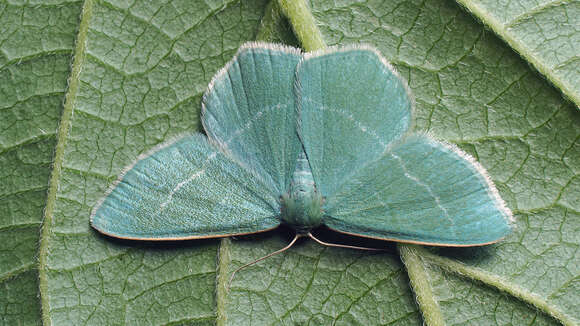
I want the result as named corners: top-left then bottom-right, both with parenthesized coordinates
top-left (323, 134), bottom-right (513, 246)
top-left (435, 137), bottom-right (514, 227)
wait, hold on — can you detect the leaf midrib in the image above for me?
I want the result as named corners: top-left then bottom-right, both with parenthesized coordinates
top-left (453, 0), bottom-right (580, 107)
top-left (37, 0), bottom-right (94, 325)
top-left (418, 246), bottom-right (577, 326)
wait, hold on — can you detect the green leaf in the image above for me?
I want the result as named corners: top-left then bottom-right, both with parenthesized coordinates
top-left (453, 0), bottom-right (580, 108)
top-left (221, 235), bottom-right (422, 325)
top-left (0, 1), bottom-right (83, 324)
top-left (1, 0), bottom-right (578, 325)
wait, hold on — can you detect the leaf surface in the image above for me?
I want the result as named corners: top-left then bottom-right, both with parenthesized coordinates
top-left (1, 0), bottom-right (578, 325)
top-left (223, 236), bottom-right (421, 325)
top-left (454, 0), bottom-right (580, 107)
top-left (0, 1), bottom-right (82, 324)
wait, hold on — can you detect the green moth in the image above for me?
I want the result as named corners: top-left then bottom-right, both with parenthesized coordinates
top-left (91, 43), bottom-right (513, 248)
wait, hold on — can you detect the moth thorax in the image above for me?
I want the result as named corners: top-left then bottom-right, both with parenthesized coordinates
top-left (280, 153), bottom-right (323, 232)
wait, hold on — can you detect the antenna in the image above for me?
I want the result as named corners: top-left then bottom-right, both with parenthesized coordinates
top-left (307, 232), bottom-right (383, 251)
top-left (228, 234), bottom-right (302, 290)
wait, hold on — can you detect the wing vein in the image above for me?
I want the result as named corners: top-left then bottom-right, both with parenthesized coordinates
top-left (389, 151), bottom-right (454, 228)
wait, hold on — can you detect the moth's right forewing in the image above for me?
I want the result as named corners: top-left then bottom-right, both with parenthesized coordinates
top-left (91, 134), bottom-right (281, 240)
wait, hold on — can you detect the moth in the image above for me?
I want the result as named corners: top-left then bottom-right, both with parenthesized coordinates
top-left (91, 43), bottom-right (512, 251)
